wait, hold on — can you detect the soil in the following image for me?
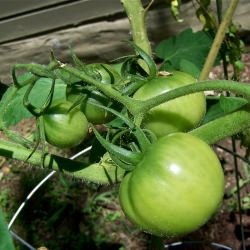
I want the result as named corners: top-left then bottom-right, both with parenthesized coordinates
top-left (0, 54), bottom-right (250, 250)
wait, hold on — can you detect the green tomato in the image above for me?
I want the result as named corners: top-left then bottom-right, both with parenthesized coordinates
top-left (66, 63), bottom-right (121, 124)
top-left (43, 101), bottom-right (88, 148)
top-left (80, 90), bottom-right (114, 124)
top-left (119, 133), bottom-right (224, 237)
top-left (133, 71), bottom-right (206, 137)
top-left (66, 85), bottom-right (117, 125)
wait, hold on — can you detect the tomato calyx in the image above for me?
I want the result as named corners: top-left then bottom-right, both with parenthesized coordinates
top-left (89, 101), bottom-right (154, 170)
top-left (126, 42), bottom-right (157, 79)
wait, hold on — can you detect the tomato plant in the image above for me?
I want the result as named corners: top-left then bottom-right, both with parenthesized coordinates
top-left (43, 101), bottom-right (88, 148)
top-left (0, 1), bottom-right (248, 249)
top-left (133, 71), bottom-right (206, 137)
top-left (119, 133), bottom-right (224, 237)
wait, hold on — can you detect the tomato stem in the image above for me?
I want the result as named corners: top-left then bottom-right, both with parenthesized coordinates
top-left (60, 64), bottom-right (140, 111)
top-left (190, 109), bottom-right (250, 144)
top-left (199, 0), bottom-right (239, 80)
top-left (133, 80), bottom-right (250, 114)
top-left (0, 109), bottom-right (249, 181)
top-left (0, 138), bottom-right (123, 184)
top-left (59, 64), bottom-right (250, 126)
top-left (120, 0), bottom-right (152, 57)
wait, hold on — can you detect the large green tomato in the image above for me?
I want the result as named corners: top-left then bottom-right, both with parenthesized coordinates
top-left (43, 101), bottom-right (88, 148)
top-left (133, 71), bottom-right (206, 137)
top-left (119, 133), bottom-right (224, 237)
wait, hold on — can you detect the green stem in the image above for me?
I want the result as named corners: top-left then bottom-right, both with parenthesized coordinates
top-left (60, 64), bottom-right (250, 118)
top-left (199, 0), bottom-right (239, 80)
top-left (133, 80), bottom-right (250, 114)
top-left (0, 109), bottom-right (249, 167)
top-left (60, 64), bottom-right (137, 111)
top-left (0, 138), bottom-right (84, 171)
top-left (120, 0), bottom-right (152, 56)
top-left (0, 109), bottom-right (249, 182)
top-left (0, 138), bottom-right (124, 184)
top-left (190, 109), bottom-right (250, 144)
top-left (12, 54), bottom-right (60, 88)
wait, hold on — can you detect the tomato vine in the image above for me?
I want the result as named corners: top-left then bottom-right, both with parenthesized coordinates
top-left (0, 0), bottom-right (248, 247)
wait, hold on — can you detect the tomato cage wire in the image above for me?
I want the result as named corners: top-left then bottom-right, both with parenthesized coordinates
top-left (6, 146), bottom-right (246, 250)
top-left (7, 146), bottom-right (92, 250)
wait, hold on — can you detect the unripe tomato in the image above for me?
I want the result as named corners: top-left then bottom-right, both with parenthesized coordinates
top-left (133, 71), bottom-right (206, 137)
top-left (80, 90), bottom-right (114, 124)
top-left (119, 133), bottom-right (224, 237)
top-left (43, 101), bottom-right (88, 148)
top-left (66, 63), bottom-right (121, 124)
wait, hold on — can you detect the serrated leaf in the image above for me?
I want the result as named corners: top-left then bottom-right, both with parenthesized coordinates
top-left (156, 28), bottom-right (220, 71)
top-left (219, 95), bottom-right (248, 113)
top-left (0, 78), bottom-right (66, 127)
top-left (0, 208), bottom-right (15, 250)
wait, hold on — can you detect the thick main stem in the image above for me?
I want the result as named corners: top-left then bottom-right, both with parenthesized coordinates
top-left (199, 0), bottom-right (239, 80)
top-left (121, 0), bottom-right (152, 56)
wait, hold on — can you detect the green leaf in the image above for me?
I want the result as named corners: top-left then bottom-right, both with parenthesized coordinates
top-left (202, 98), bottom-right (224, 124)
top-left (202, 96), bottom-right (248, 124)
top-left (219, 95), bottom-right (248, 113)
top-left (156, 28), bottom-right (220, 71)
top-left (179, 59), bottom-right (200, 78)
top-left (0, 78), bottom-right (66, 127)
top-left (0, 208), bottom-right (15, 250)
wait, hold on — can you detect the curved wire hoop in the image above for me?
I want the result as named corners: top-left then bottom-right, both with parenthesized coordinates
top-left (165, 241), bottom-right (233, 250)
top-left (8, 146), bottom-right (92, 249)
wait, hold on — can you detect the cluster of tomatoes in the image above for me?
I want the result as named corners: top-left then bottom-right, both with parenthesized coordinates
top-left (41, 61), bottom-right (225, 237)
top-left (42, 63), bottom-right (120, 148)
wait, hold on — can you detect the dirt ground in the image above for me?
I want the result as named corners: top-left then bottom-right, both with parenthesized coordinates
top-left (0, 54), bottom-right (250, 250)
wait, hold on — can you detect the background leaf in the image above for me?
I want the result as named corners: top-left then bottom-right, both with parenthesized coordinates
top-left (0, 207), bottom-right (15, 250)
top-left (202, 96), bottom-right (248, 124)
top-left (202, 98), bottom-right (224, 124)
top-left (156, 28), bottom-right (220, 73)
top-left (219, 95), bottom-right (248, 113)
top-left (0, 76), bottom-right (66, 127)
top-left (179, 59), bottom-right (201, 78)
